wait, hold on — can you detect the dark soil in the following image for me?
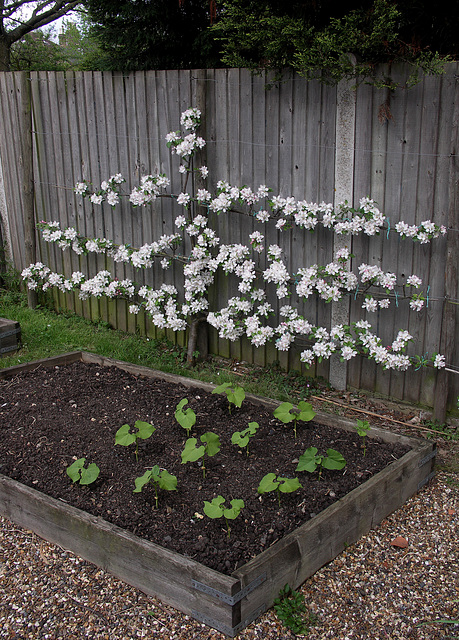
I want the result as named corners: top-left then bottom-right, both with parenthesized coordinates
top-left (0, 361), bottom-right (410, 575)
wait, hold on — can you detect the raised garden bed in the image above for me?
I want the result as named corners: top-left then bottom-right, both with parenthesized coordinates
top-left (0, 351), bottom-right (436, 637)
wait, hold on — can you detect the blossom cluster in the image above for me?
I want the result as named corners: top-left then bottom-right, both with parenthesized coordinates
top-left (36, 221), bottom-right (181, 268)
top-left (296, 248), bottom-right (357, 303)
top-left (24, 107), bottom-right (448, 374)
top-left (74, 173), bottom-right (125, 207)
top-left (180, 108), bottom-right (201, 131)
top-left (395, 220), bottom-right (447, 243)
top-left (75, 173), bottom-right (170, 209)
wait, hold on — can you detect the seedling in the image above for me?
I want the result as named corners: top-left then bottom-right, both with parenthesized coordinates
top-left (66, 458), bottom-right (100, 486)
top-left (203, 495), bottom-right (245, 539)
top-left (257, 473), bottom-right (302, 506)
top-left (212, 382), bottom-right (245, 414)
top-left (354, 419), bottom-right (371, 456)
top-left (133, 465), bottom-right (177, 509)
top-left (296, 446), bottom-right (346, 478)
top-left (115, 420), bottom-right (156, 461)
top-left (273, 401), bottom-right (315, 440)
top-left (231, 421), bottom-right (260, 456)
top-left (274, 583), bottom-right (315, 635)
top-left (181, 431), bottom-right (221, 478)
top-left (174, 398), bottom-right (196, 435)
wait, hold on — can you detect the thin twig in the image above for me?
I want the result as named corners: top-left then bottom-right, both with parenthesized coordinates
top-left (309, 395), bottom-right (442, 435)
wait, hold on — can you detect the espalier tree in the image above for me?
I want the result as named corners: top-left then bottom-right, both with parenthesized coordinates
top-left (22, 108), bottom-right (447, 379)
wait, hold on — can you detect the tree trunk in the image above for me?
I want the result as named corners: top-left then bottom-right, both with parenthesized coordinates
top-left (186, 316), bottom-right (208, 365)
top-left (0, 37), bottom-right (11, 71)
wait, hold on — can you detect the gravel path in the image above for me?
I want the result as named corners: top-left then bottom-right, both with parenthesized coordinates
top-left (1, 471), bottom-right (457, 640)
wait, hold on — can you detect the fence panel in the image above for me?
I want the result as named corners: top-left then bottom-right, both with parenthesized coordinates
top-left (0, 66), bottom-right (457, 409)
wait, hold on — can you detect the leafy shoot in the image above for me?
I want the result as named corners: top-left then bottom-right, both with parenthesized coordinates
top-left (115, 420), bottom-right (156, 461)
top-left (212, 382), bottom-right (245, 414)
top-left (296, 446), bottom-right (346, 478)
top-left (174, 398), bottom-right (196, 435)
top-left (273, 401), bottom-right (315, 440)
top-left (274, 583), bottom-right (316, 635)
top-left (203, 495), bottom-right (244, 538)
top-left (354, 419), bottom-right (371, 456)
top-left (231, 421), bottom-right (260, 456)
top-left (133, 465), bottom-right (177, 509)
top-left (66, 457), bottom-right (100, 485)
top-left (181, 431), bottom-right (221, 478)
top-left (257, 472), bottom-right (302, 506)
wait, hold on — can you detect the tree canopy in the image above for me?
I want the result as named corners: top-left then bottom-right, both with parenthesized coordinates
top-left (6, 1), bottom-right (458, 85)
top-left (212, 0), bottom-right (457, 86)
top-left (9, 17), bottom-right (105, 71)
top-left (0, 1), bottom-right (82, 70)
top-left (84, 0), bottom-right (222, 71)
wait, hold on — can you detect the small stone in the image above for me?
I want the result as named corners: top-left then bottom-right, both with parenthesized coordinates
top-left (390, 536), bottom-right (408, 548)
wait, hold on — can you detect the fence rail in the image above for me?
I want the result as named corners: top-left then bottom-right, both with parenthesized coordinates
top-left (0, 66), bottom-right (458, 411)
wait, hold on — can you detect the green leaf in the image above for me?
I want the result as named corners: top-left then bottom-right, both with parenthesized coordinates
top-left (201, 431), bottom-right (221, 457)
top-left (278, 477), bottom-right (302, 493)
top-left (174, 398), bottom-right (196, 432)
top-left (203, 495), bottom-right (226, 519)
top-left (322, 449), bottom-right (346, 470)
top-left (181, 437), bottom-right (205, 463)
top-left (231, 431), bottom-right (249, 447)
top-left (79, 462), bottom-right (100, 485)
top-left (257, 472), bottom-right (279, 494)
top-left (297, 401), bottom-right (316, 422)
top-left (66, 458), bottom-right (99, 485)
top-left (135, 420), bottom-right (156, 440)
top-left (247, 421), bottom-right (260, 435)
top-left (66, 457), bottom-right (86, 483)
top-left (296, 447), bottom-right (319, 473)
top-left (223, 499), bottom-right (245, 520)
top-left (212, 382), bottom-right (245, 409)
top-left (115, 423), bottom-right (136, 447)
top-left (157, 469), bottom-right (178, 492)
top-left (133, 469), bottom-right (154, 493)
top-left (227, 386), bottom-right (245, 408)
top-left (274, 402), bottom-right (295, 424)
top-left (355, 419), bottom-right (370, 437)
top-left (212, 382), bottom-right (232, 395)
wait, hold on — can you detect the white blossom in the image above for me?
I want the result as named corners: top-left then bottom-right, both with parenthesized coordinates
top-left (433, 354), bottom-right (445, 368)
top-left (407, 274), bottom-right (422, 287)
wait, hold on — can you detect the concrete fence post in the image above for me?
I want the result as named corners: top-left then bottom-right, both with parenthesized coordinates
top-left (330, 63), bottom-right (357, 391)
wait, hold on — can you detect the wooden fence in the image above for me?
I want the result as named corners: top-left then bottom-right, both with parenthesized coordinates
top-left (0, 66), bottom-right (458, 412)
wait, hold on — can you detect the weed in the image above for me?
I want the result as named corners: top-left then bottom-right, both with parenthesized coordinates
top-left (274, 583), bottom-right (316, 635)
top-left (423, 421), bottom-right (459, 442)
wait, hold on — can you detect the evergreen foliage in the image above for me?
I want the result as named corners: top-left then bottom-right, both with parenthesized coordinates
top-left (85, 0), bottom-right (222, 71)
top-left (213, 0), bottom-right (454, 87)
